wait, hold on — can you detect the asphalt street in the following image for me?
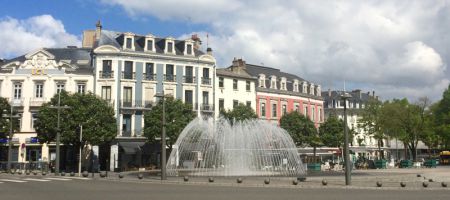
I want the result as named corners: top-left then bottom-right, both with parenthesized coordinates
top-left (0, 175), bottom-right (449, 200)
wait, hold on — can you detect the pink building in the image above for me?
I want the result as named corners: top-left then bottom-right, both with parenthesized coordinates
top-left (231, 58), bottom-right (324, 127)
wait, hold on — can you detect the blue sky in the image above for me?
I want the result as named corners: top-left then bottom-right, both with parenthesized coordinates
top-left (0, 0), bottom-right (449, 101)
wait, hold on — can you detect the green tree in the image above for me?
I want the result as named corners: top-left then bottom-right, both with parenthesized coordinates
top-left (35, 91), bottom-right (117, 146)
top-left (280, 111), bottom-right (320, 158)
top-left (0, 97), bottom-right (20, 140)
top-left (434, 84), bottom-right (450, 149)
top-left (318, 116), bottom-right (352, 148)
top-left (359, 98), bottom-right (387, 159)
top-left (144, 97), bottom-right (196, 151)
top-left (220, 103), bottom-right (257, 123)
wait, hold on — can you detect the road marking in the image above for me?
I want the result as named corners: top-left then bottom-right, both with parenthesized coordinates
top-left (62, 177), bottom-right (90, 180)
top-left (43, 177), bottom-right (72, 181)
top-left (23, 178), bottom-right (51, 182)
top-left (0, 179), bottom-right (27, 183)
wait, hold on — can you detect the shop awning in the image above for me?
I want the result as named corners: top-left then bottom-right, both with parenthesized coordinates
top-left (119, 142), bottom-right (145, 154)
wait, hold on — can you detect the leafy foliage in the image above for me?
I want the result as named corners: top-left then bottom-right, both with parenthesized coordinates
top-left (0, 97), bottom-right (20, 139)
top-left (434, 84), bottom-right (450, 149)
top-left (319, 116), bottom-right (352, 148)
top-left (359, 98), bottom-right (387, 157)
top-left (35, 91), bottom-right (117, 145)
top-left (279, 111), bottom-right (317, 147)
top-left (144, 97), bottom-right (196, 150)
top-left (220, 103), bottom-right (257, 123)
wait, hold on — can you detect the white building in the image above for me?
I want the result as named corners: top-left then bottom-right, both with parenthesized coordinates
top-left (215, 58), bottom-right (257, 117)
top-left (0, 47), bottom-right (93, 169)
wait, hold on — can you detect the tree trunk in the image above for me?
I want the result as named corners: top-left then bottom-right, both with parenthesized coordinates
top-left (313, 146), bottom-right (317, 163)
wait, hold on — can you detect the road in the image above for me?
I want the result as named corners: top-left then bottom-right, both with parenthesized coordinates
top-left (0, 175), bottom-right (449, 200)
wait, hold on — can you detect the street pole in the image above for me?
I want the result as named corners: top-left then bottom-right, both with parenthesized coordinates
top-left (50, 92), bottom-right (70, 175)
top-left (7, 105), bottom-right (13, 172)
top-left (342, 92), bottom-right (351, 185)
top-left (161, 89), bottom-right (167, 180)
top-left (78, 124), bottom-right (83, 177)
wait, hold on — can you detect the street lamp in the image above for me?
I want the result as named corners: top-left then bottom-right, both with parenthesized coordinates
top-left (2, 105), bottom-right (20, 172)
top-left (49, 92), bottom-right (70, 175)
top-left (341, 91), bottom-right (352, 186)
top-left (155, 90), bottom-right (166, 180)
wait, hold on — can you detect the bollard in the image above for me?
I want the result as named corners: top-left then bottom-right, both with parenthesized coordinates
top-left (100, 171), bottom-right (106, 178)
top-left (61, 172), bottom-right (66, 176)
top-left (118, 173), bottom-right (124, 179)
top-left (26, 171), bottom-right (30, 175)
top-left (70, 172), bottom-right (75, 177)
top-left (183, 176), bottom-right (189, 182)
top-left (138, 173), bottom-right (143, 179)
top-left (441, 182), bottom-right (447, 187)
top-left (422, 182), bottom-right (428, 188)
top-left (33, 171), bottom-right (37, 175)
top-left (428, 179), bottom-right (433, 182)
top-left (42, 171), bottom-right (47, 176)
top-left (292, 179), bottom-right (298, 185)
top-left (17, 171), bottom-right (22, 175)
top-left (264, 179), bottom-right (270, 185)
top-left (400, 182), bottom-right (406, 187)
top-left (417, 174), bottom-right (421, 177)
top-left (82, 171), bottom-right (89, 177)
top-left (376, 181), bottom-right (382, 187)
top-left (208, 177), bottom-right (214, 183)
top-left (322, 179), bottom-right (328, 186)
top-left (237, 177), bottom-right (243, 184)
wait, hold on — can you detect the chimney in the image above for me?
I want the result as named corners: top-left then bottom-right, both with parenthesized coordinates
top-left (95, 20), bottom-right (102, 40)
top-left (191, 34), bottom-right (202, 50)
top-left (206, 47), bottom-right (213, 56)
top-left (231, 58), bottom-right (246, 73)
top-left (372, 90), bottom-right (375, 97)
top-left (328, 89), bottom-right (331, 97)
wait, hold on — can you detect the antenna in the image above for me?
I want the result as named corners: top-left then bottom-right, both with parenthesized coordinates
top-left (206, 33), bottom-right (209, 49)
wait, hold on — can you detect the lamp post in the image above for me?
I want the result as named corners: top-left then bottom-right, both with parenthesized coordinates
top-left (78, 124), bottom-right (83, 177)
top-left (2, 105), bottom-right (19, 172)
top-left (341, 92), bottom-right (352, 185)
top-left (49, 92), bottom-right (70, 175)
top-left (155, 90), bottom-right (166, 180)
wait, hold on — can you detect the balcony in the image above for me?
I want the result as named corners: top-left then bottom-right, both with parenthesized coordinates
top-left (9, 98), bottom-right (24, 107)
top-left (195, 103), bottom-right (214, 112)
top-left (201, 77), bottom-right (211, 85)
top-left (164, 74), bottom-right (176, 82)
top-left (119, 99), bottom-right (153, 109)
top-left (120, 129), bottom-right (143, 137)
top-left (99, 71), bottom-right (114, 79)
top-left (183, 76), bottom-right (196, 84)
top-left (29, 98), bottom-right (48, 107)
top-left (143, 73), bottom-right (156, 81)
top-left (121, 72), bottom-right (136, 80)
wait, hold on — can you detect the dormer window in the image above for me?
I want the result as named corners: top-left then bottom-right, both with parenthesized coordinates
top-left (165, 37), bottom-right (175, 54)
top-left (187, 44), bottom-right (192, 54)
top-left (310, 84), bottom-right (315, 95)
top-left (293, 79), bottom-right (299, 92)
top-left (280, 77), bottom-right (287, 90)
top-left (123, 32), bottom-right (135, 50)
top-left (302, 82), bottom-right (308, 93)
top-left (316, 85), bottom-right (321, 96)
top-left (259, 74), bottom-right (266, 88)
top-left (270, 76), bottom-right (277, 89)
top-left (184, 39), bottom-right (194, 55)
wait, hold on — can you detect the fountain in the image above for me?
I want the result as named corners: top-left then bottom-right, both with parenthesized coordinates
top-left (166, 117), bottom-right (306, 177)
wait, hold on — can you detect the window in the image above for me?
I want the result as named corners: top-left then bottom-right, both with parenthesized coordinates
top-left (281, 82), bottom-right (286, 90)
top-left (312, 107), bottom-right (315, 121)
top-left (219, 99), bottom-right (224, 111)
top-left (202, 68), bottom-right (210, 85)
top-left (259, 80), bottom-right (264, 87)
top-left (282, 104), bottom-right (287, 115)
top-left (101, 86), bottom-right (111, 101)
top-left (147, 40), bottom-right (153, 51)
top-left (233, 79), bottom-right (238, 90)
top-left (123, 87), bottom-right (133, 106)
top-left (35, 83), bottom-right (43, 98)
top-left (233, 100), bottom-right (239, 108)
top-left (126, 38), bottom-right (132, 49)
top-left (185, 66), bottom-right (193, 83)
top-left (56, 83), bottom-right (65, 94)
top-left (246, 101), bottom-right (251, 107)
top-left (124, 61), bottom-right (133, 79)
top-left (14, 83), bottom-right (22, 99)
top-left (318, 108), bottom-right (322, 122)
top-left (246, 81), bottom-right (251, 91)
top-left (122, 114), bottom-right (132, 137)
top-left (145, 63), bottom-right (154, 80)
top-left (167, 42), bottom-right (173, 53)
top-left (260, 102), bottom-right (266, 117)
top-left (219, 77), bottom-right (224, 88)
top-left (184, 90), bottom-right (193, 105)
top-left (295, 104), bottom-right (299, 112)
top-left (31, 113), bottom-right (38, 129)
top-left (77, 83), bottom-right (86, 94)
top-left (186, 44), bottom-right (192, 55)
top-left (165, 64), bottom-right (174, 81)
top-left (272, 103), bottom-right (277, 117)
top-left (304, 105), bottom-right (308, 117)
top-left (102, 60), bottom-right (112, 78)
top-left (202, 91), bottom-right (209, 108)
top-left (271, 81), bottom-right (276, 89)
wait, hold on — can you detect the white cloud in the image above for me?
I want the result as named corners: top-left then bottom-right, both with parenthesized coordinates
top-left (0, 15), bottom-right (80, 59)
top-left (100, 0), bottom-right (450, 101)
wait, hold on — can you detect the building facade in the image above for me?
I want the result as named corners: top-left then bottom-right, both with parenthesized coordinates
top-left (0, 47), bottom-right (93, 169)
top-left (228, 59), bottom-right (324, 126)
top-left (215, 59), bottom-right (257, 117)
top-left (83, 22), bottom-right (216, 171)
top-left (322, 89), bottom-right (385, 159)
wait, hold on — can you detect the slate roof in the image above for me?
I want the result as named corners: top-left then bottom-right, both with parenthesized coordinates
top-left (97, 30), bottom-right (205, 57)
top-left (321, 90), bottom-right (375, 108)
top-left (216, 68), bottom-right (256, 80)
top-left (1, 48), bottom-right (93, 71)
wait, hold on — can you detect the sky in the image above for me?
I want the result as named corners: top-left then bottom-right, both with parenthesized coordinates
top-left (0, 0), bottom-right (449, 102)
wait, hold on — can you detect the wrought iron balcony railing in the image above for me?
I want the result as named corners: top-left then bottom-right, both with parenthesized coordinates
top-left (99, 71), bottom-right (114, 79)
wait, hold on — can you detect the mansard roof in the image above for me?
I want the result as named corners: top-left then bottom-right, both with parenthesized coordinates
top-left (244, 64), bottom-right (306, 82)
top-left (216, 68), bottom-right (256, 80)
top-left (321, 90), bottom-right (375, 103)
top-left (97, 30), bottom-right (205, 57)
